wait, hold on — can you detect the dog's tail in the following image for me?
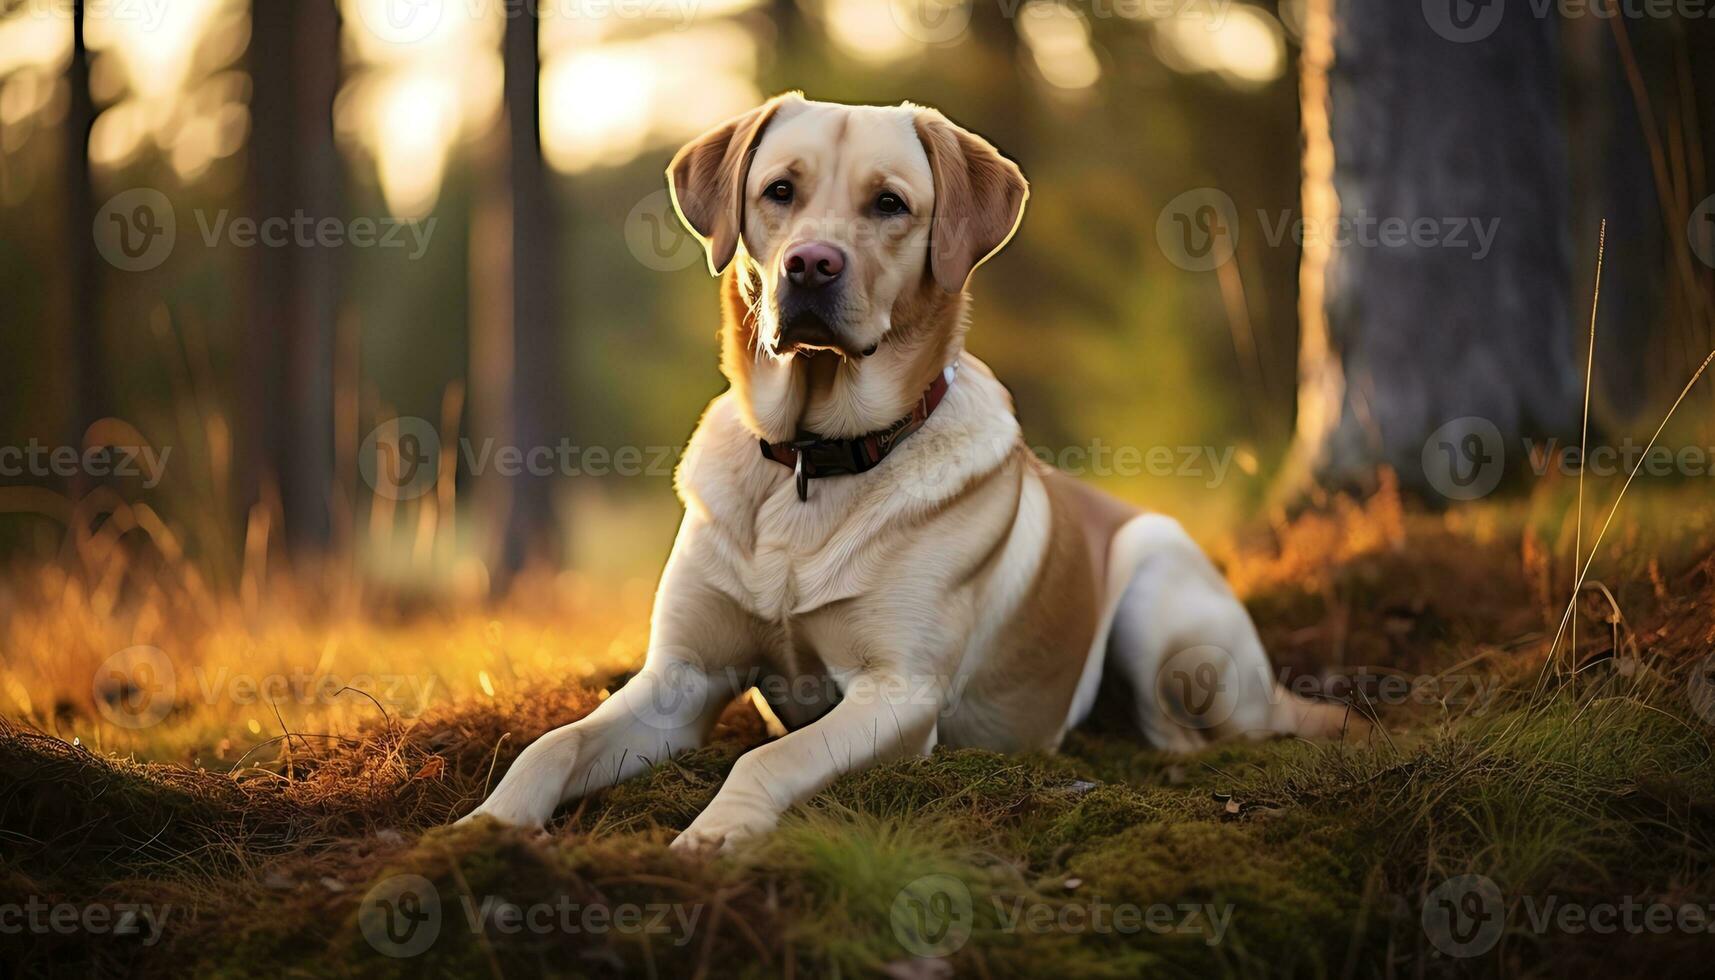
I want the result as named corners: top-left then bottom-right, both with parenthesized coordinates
top-left (1267, 688), bottom-right (1372, 742)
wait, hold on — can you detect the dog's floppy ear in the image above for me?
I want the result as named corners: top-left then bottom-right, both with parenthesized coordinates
top-left (913, 108), bottom-right (1029, 293)
top-left (668, 94), bottom-right (796, 276)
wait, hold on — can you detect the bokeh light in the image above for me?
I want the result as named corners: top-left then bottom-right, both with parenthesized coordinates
top-left (1152, 4), bottom-right (1287, 88)
top-left (1018, 1), bottom-right (1100, 91)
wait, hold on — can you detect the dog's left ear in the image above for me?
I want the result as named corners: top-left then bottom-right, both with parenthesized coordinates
top-left (914, 108), bottom-right (1029, 293)
top-left (668, 94), bottom-right (796, 276)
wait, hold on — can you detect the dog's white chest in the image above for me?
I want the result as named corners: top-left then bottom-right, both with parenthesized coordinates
top-left (738, 533), bottom-right (800, 622)
top-left (676, 365), bottom-right (1025, 626)
top-left (731, 483), bottom-right (869, 623)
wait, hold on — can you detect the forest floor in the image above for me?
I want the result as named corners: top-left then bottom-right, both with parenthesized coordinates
top-left (4, 480), bottom-right (1715, 978)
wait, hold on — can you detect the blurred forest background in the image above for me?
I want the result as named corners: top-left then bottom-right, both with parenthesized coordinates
top-left (2, 0), bottom-right (1714, 602)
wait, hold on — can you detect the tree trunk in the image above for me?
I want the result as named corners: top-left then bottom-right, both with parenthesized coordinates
top-left (1284, 0), bottom-right (1582, 501)
top-left (245, 0), bottom-right (340, 550)
top-left (65, 0), bottom-right (101, 494)
top-left (467, 118), bottom-right (515, 582)
top-left (1565, 15), bottom-right (1661, 421)
top-left (501, 5), bottom-right (560, 574)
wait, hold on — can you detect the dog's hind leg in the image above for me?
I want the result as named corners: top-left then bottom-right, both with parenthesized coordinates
top-left (1103, 515), bottom-right (1359, 750)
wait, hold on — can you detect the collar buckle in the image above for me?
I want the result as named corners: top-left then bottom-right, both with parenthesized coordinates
top-left (760, 364), bottom-right (956, 503)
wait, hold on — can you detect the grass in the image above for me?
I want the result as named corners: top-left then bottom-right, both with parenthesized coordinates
top-left (4, 483), bottom-right (1715, 977)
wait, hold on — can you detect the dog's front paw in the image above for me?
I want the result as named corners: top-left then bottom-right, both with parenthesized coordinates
top-left (670, 808), bottom-right (777, 857)
top-left (457, 797), bottom-right (549, 830)
top-left (455, 731), bottom-right (582, 828)
top-left (456, 772), bottom-right (563, 830)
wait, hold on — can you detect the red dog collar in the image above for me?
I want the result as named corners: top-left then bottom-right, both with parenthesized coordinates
top-left (759, 366), bottom-right (955, 501)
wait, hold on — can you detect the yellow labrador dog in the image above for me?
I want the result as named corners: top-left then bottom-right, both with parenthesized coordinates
top-left (465, 95), bottom-right (1355, 852)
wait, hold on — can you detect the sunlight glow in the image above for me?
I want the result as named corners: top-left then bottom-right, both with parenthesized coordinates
top-left (379, 72), bottom-right (466, 218)
top-left (1151, 5), bottom-right (1286, 88)
top-left (51, 0), bottom-right (252, 179)
top-left (85, 0), bottom-right (239, 101)
top-left (1018, 1), bottom-right (1101, 91)
top-left (338, 0), bottom-right (502, 217)
top-left (540, 23), bottom-right (758, 175)
top-left (339, 0), bottom-right (765, 196)
top-left (0, 6), bottom-right (71, 78)
top-left (1, 70), bottom-right (64, 154)
top-left (824, 0), bottom-right (927, 66)
top-left (542, 47), bottom-right (654, 173)
top-left (0, 6), bottom-right (70, 180)
top-left (542, 0), bottom-right (758, 46)
top-left (87, 96), bottom-right (146, 167)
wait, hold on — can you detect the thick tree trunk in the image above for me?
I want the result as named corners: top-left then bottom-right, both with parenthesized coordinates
top-left (1285, 0), bottom-right (1582, 500)
top-left (1567, 16), bottom-right (1661, 420)
top-left (501, 6), bottom-right (560, 573)
top-left (246, 0), bottom-right (340, 549)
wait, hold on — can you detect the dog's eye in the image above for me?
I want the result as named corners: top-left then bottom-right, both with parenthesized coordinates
top-left (875, 192), bottom-right (908, 216)
top-left (764, 179), bottom-right (794, 204)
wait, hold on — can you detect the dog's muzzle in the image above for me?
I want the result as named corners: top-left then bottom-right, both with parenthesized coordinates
top-left (773, 293), bottom-right (865, 358)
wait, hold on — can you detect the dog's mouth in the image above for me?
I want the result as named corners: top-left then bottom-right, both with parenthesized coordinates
top-left (773, 309), bottom-right (856, 358)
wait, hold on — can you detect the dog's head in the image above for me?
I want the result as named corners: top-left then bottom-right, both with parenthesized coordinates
top-left (668, 94), bottom-right (1028, 360)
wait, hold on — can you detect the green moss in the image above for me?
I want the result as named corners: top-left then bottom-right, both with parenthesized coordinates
top-left (8, 654), bottom-right (1715, 978)
top-left (1066, 820), bottom-right (1351, 974)
top-left (1035, 783), bottom-right (1163, 859)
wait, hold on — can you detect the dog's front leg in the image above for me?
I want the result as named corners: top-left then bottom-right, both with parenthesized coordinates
top-left (462, 526), bottom-right (757, 828)
top-left (670, 670), bottom-right (942, 854)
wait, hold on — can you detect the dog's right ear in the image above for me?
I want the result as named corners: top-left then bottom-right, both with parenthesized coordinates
top-left (667, 94), bottom-right (797, 276)
top-left (913, 107), bottom-right (1029, 294)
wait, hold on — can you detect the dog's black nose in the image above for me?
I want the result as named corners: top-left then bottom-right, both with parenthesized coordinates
top-left (783, 241), bottom-right (845, 289)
